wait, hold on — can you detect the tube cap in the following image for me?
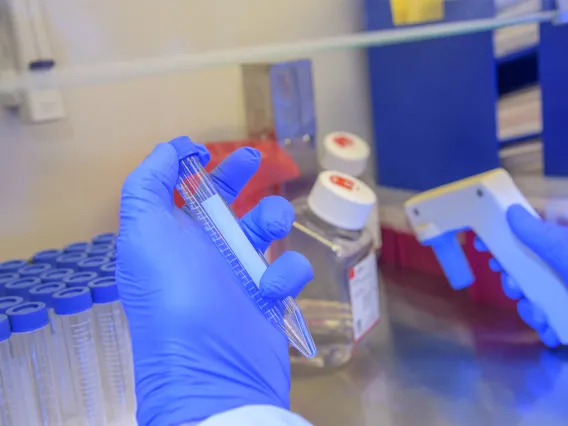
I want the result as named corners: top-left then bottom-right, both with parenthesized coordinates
top-left (107, 250), bottom-right (116, 262)
top-left (0, 296), bottom-right (24, 315)
top-left (63, 271), bottom-right (98, 288)
top-left (53, 287), bottom-right (93, 315)
top-left (92, 232), bottom-right (116, 245)
top-left (78, 256), bottom-right (110, 273)
top-left (0, 315), bottom-right (10, 342)
top-left (5, 277), bottom-right (41, 298)
top-left (55, 253), bottom-right (88, 269)
top-left (99, 261), bottom-right (115, 277)
top-left (63, 242), bottom-right (91, 253)
top-left (6, 302), bottom-right (49, 332)
top-left (0, 260), bottom-right (28, 273)
top-left (319, 132), bottom-right (370, 178)
top-left (307, 171), bottom-right (376, 231)
top-left (86, 245), bottom-right (114, 257)
top-left (0, 272), bottom-right (19, 287)
top-left (39, 268), bottom-right (74, 283)
top-left (29, 283), bottom-right (67, 308)
top-left (18, 263), bottom-right (52, 277)
top-left (32, 249), bottom-right (64, 265)
top-left (88, 277), bottom-right (119, 303)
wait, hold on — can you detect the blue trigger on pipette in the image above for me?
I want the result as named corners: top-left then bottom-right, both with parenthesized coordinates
top-left (423, 232), bottom-right (475, 290)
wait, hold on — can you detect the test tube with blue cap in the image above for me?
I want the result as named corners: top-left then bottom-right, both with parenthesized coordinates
top-left (0, 273), bottom-right (19, 296)
top-left (63, 271), bottom-right (98, 288)
top-left (56, 252), bottom-right (88, 270)
top-left (18, 262), bottom-right (52, 278)
top-left (5, 277), bottom-right (41, 299)
top-left (29, 282), bottom-right (77, 420)
top-left (53, 287), bottom-right (107, 425)
top-left (173, 138), bottom-right (316, 358)
top-left (6, 302), bottom-right (63, 425)
top-left (40, 268), bottom-right (74, 283)
top-left (86, 244), bottom-right (114, 258)
top-left (32, 249), bottom-right (64, 266)
top-left (0, 260), bottom-right (28, 273)
top-left (89, 277), bottom-right (134, 422)
top-left (0, 314), bottom-right (19, 425)
top-left (78, 256), bottom-right (111, 273)
top-left (0, 296), bottom-right (24, 314)
top-left (64, 242), bottom-right (91, 253)
top-left (91, 233), bottom-right (116, 246)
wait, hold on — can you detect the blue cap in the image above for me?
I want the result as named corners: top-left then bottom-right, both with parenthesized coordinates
top-left (107, 250), bottom-right (116, 262)
top-left (0, 272), bottom-right (19, 286)
top-left (86, 245), bottom-right (113, 257)
top-left (32, 249), bottom-right (64, 265)
top-left (0, 296), bottom-right (24, 314)
top-left (29, 283), bottom-right (67, 309)
top-left (99, 261), bottom-right (115, 277)
top-left (39, 268), bottom-right (74, 283)
top-left (53, 287), bottom-right (92, 315)
top-left (88, 277), bottom-right (119, 303)
top-left (77, 256), bottom-right (109, 273)
top-left (63, 271), bottom-right (98, 288)
top-left (18, 263), bottom-right (52, 277)
top-left (55, 253), bottom-right (88, 269)
top-left (0, 260), bottom-right (28, 273)
top-left (5, 277), bottom-right (41, 298)
top-left (91, 233), bottom-right (116, 245)
top-left (0, 315), bottom-right (10, 342)
top-left (6, 302), bottom-right (49, 332)
top-left (63, 242), bottom-right (91, 253)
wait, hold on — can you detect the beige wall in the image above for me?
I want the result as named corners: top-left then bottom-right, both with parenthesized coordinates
top-left (0, 0), bottom-right (373, 258)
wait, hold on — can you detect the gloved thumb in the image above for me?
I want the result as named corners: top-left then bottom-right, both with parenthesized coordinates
top-left (507, 204), bottom-right (568, 280)
top-left (121, 137), bottom-right (209, 213)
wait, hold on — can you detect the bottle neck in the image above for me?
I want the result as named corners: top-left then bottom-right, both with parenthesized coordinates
top-left (304, 204), bottom-right (364, 241)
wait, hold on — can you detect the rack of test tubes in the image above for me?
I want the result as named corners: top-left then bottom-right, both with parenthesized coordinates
top-left (0, 232), bottom-right (135, 426)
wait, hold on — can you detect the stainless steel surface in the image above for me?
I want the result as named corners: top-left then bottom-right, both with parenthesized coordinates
top-left (291, 266), bottom-right (568, 425)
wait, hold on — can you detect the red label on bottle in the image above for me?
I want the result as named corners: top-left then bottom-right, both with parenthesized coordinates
top-left (330, 175), bottom-right (355, 191)
top-left (349, 268), bottom-right (355, 279)
top-left (333, 135), bottom-right (353, 148)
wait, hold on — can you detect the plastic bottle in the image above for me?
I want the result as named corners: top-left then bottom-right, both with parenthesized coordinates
top-left (88, 277), bottom-right (134, 423)
top-left (53, 287), bottom-right (107, 425)
top-left (282, 171), bottom-right (380, 369)
top-left (6, 302), bottom-right (63, 425)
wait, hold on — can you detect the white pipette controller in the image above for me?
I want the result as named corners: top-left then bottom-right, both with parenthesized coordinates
top-left (404, 168), bottom-right (568, 344)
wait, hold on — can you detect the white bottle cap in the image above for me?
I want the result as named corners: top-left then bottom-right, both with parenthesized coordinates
top-left (307, 171), bottom-right (376, 231)
top-left (319, 132), bottom-right (370, 178)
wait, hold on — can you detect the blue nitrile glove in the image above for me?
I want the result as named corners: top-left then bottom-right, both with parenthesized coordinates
top-left (116, 136), bottom-right (314, 426)
top-left (474, 204), bottom-right (568, 348)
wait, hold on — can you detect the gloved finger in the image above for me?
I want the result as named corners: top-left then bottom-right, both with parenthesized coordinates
top-left (538, 327), bottom-right (561, 348)
top-left (488, 258), bottom-right (503, 272)
top-left (473, 237), bottom-right (488, 252)
top-left (508, 204), bottom-right (568, 279)
top-left (260, 251), bottom-right (313, 299)
top-left (210, 147), bottom-right (261, 205)
top-left (240, 196), bottom-right (294, 253)
top-left (517, 298), bottom-right (548, 331)
top-left (501, 273), bottom-right (523, 300)
top-left (122, 137), bottom-right (209, 213)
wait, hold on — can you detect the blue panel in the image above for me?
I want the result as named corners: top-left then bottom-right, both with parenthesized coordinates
top-left (539, 22), bottom-right (568, 177)
top-left (365, 0), bottom-right (500, 191)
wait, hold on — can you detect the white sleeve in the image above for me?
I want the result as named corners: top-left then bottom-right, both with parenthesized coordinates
top-left (182, 405), bottom-right (313, 426)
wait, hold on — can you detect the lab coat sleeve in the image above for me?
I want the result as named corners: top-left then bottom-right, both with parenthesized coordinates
top-left (182, 405), bottom-right (313, 426)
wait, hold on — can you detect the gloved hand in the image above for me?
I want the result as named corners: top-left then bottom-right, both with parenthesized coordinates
top-left (116, 136), bottom-right (314, 425)
top-left (474, 204), bottom-right (568, 348)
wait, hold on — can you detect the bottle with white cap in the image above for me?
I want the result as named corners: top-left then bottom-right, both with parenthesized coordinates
top-left (319, 131), bottom-right (381, 250)
top-left (285, 170), bottom-right (380, 369)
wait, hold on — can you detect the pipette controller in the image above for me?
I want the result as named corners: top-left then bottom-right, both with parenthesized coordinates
top-left (404, 168), bottom-right (568, 344)
top-left (173, 139), bottom-right (317, 358)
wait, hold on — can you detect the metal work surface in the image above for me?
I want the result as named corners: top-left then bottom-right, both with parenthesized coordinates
top-left (290, 266), bottom-right (568, 425)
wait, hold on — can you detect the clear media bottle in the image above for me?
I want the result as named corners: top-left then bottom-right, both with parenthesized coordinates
top-left (284, 171), bottom-right (380, 369)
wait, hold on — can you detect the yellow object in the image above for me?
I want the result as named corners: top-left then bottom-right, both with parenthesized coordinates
top-left (391, 0), bottom-right (444, 26)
